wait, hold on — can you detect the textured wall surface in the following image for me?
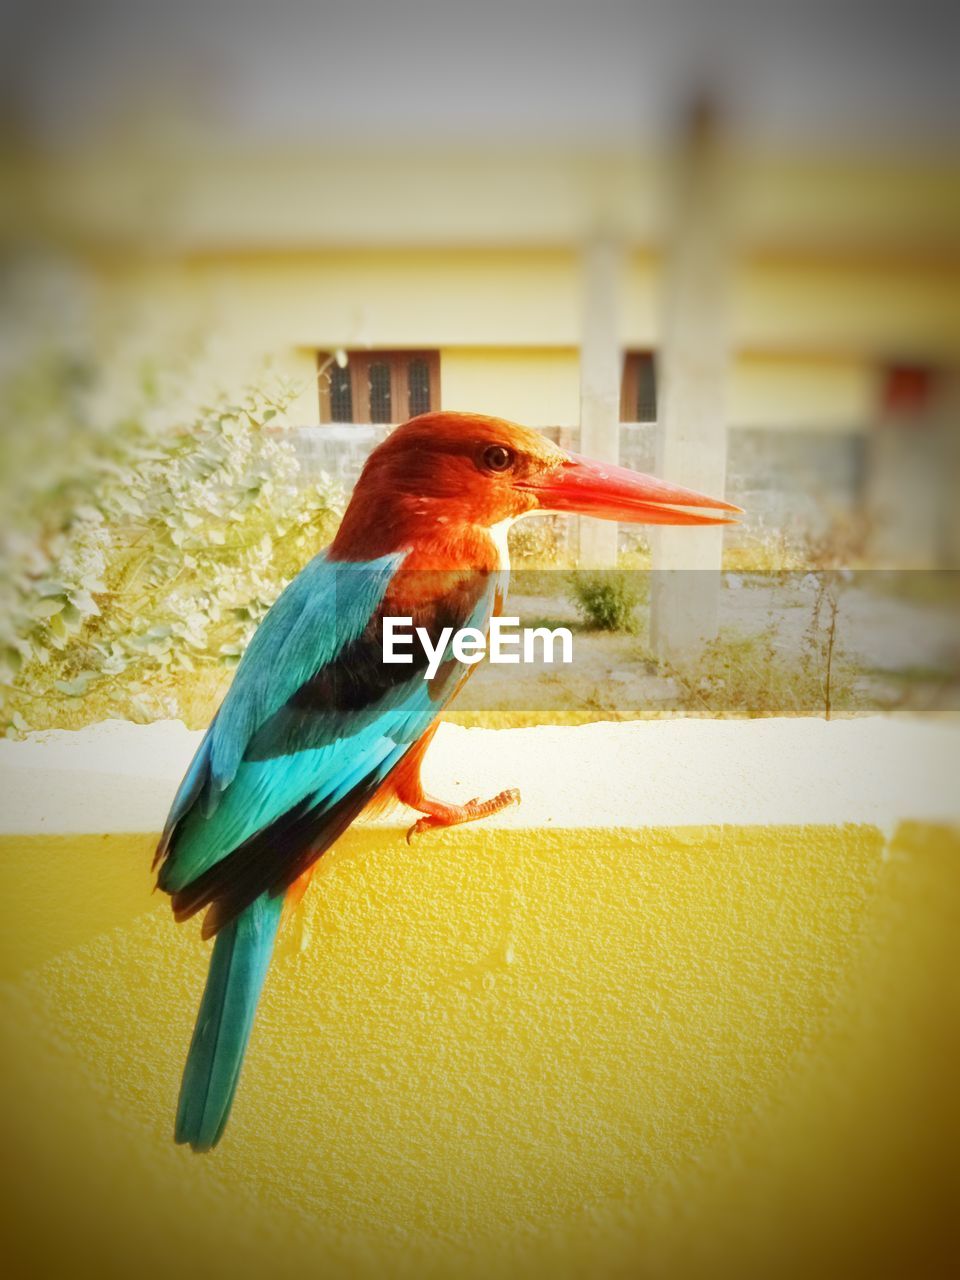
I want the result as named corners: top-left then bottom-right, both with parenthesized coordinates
top-left (0, 721), bottom-right (957, 1279)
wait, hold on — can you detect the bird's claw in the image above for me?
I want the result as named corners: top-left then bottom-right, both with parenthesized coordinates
top-left (405, 787), bottom-right (521, 843)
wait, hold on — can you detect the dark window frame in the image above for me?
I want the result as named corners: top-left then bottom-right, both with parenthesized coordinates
top-left (880, 361), bottom-right (938, 422)
top-left (620, 350), bottom-right (658, 423)
top-left (318, 350), bottom-right (441, 424)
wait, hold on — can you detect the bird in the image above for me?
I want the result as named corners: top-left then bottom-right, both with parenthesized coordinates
top-left (154, 410), bottom-right (739, 1151)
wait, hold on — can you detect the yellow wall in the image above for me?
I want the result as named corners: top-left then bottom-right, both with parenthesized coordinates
top-left (84, 246), bottom-right (959, 431)
top-left (1, 819), bottom-right (956, 1278)
top-left (728, 352), bottom-right (875, 430)
top-left (734, 257), bottom-right (960, 361)
top-left (287, 344), bottom-right (873, 433)
top-left (12, 141), bottom-right (960, 432)
top-left (441, 347), bottom-right (580, 425)
top-left (14, 146), bottom-right (960, 260)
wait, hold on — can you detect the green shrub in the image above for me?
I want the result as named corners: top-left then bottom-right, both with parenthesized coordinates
top-left (1, 382), bottom-right (345, 732)
top-left (616, 534), bottom-right (652, 570)
top-left (659, 577), bottom-right (859, 718)
top-left (508, 515), bottom-right (572, 569)
top-left (566, 570), bottom-right (648, 632)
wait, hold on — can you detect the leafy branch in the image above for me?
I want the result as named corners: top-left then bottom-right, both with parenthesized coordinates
top-left (1, 381), bottom-right (345, 732)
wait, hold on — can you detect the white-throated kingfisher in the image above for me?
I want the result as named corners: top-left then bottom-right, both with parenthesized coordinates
top-left (155, 411), bottom-right (739, 1150)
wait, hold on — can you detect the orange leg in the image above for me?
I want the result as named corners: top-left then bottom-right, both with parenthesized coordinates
top-left (399, 782), bottom-right (521, 843)
top-left (385, 723), bottom-right (520, 842)
top-left (278, 722), bottom-right (518, 930)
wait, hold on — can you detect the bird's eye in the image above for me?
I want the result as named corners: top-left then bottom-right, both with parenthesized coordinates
top-left (481, 444), bottom-right (515, 473)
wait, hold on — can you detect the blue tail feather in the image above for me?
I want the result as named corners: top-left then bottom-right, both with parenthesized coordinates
top-left (175, 892), bottom-right (284, 1152)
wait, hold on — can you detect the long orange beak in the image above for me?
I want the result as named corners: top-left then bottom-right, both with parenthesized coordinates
top-left (522, 453), bottom-right (742, 526)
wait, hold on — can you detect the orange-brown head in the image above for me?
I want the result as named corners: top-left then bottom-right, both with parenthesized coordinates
top-left (330, 411), bottom-right (740, 563)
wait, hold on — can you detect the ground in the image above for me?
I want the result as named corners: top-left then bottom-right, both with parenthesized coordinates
top-left (450, 572), bottom-right (960, 724)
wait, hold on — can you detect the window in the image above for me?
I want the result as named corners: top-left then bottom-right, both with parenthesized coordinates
top-left (620, 351), bottom-right (658, 423)
top-left (318, 350), bottom-right (440, 424)
top-left (881, 362), bottom-right (937, 421)
top-left (328, 361), bottom-right (354, 422)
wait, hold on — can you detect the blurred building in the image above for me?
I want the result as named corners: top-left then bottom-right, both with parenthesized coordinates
top-left (10, 140), bottom-right (958, 556)
top-left (2, 3), bottom-right (959, 567)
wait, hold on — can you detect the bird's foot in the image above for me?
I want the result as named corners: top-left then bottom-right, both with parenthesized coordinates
top-left (406, 788), bottom-right (521, 843)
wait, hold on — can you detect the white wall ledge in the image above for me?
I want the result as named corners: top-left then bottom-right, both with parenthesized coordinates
top-left (1, 717), bottom-right (959, 838)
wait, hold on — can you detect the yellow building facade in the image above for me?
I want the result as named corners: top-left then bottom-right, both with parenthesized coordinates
top-left (7, 145), bottom-right (955, 439)
top-left (86, 243), bottom-right (958, 434)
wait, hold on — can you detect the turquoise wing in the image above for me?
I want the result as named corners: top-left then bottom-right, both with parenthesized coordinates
top-left (155, 550), bottom-right (499, 936)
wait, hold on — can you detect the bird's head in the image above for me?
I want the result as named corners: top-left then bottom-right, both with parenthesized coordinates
top-left (332, 411), bottom-right (740, 558)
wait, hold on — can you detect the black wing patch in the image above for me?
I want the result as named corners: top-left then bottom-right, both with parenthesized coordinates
top-left (244, 568), bottom-right (493, 760)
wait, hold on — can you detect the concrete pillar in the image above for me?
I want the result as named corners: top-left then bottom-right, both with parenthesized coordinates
top-left (578, 238), bottom-right (622, 568)
top-left (867, 368), bottom-right (960, 569)
top-left (650, 102), bottom-right (732, 661)
top-left (940, 374), bottom-right (960, 568)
